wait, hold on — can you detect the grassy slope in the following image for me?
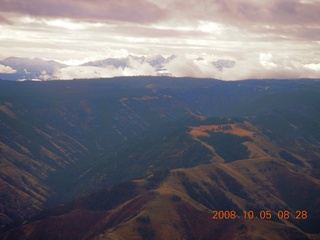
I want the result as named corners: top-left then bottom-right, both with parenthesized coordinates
top-left (2, 120), bottom-right (319, 240)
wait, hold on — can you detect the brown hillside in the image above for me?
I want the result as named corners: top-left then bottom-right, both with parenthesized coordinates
top-left (3, 155), bottom-right (319, 240)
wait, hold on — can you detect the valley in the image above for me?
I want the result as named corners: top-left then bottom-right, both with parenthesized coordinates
top-left (0, 77), bottom-right (319, 239)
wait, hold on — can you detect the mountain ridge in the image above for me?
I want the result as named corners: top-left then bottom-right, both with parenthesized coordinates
top-left (0, 77), bottom-right (319, 239)
top-left (0, 55), bottom-right (238, 81)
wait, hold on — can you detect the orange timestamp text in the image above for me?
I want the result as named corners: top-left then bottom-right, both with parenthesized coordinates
top-left (212, 210), bottom-right (308, 220)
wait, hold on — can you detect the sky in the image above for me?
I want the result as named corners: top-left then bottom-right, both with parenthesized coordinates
top-left (0, 0), bottom-right (320, 80)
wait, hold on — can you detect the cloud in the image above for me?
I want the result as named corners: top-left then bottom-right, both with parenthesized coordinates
top-left (165, 56), bottom-right (204, 78)
top-left (0, 0), bottom-right (165, 23)
top-left (4, 1), bottom-right (319, 33)
top-left (0, 64), bottom-right (17, 74)
top-left (161, 0), bottom-right (320, 26)
top-left (123, 57), bottom-right (157, 76)
top-left (114, 25), bottom-right (208, 39)
top-left (52, 66), bottom-right (117, 80)
top-left (0, 15), bottom-right (11, 24)
top-left (164, 54), bottom-right (320, 80)
top-left (1, 0), bottom-right (319, 80)
top-left (49, 57), bottom-right (158, 80)
top-left (304, 63), bottom-right (320, 71)
top-left (152, 0), bottom-right (320, 42)
top-left (2, 53), bottom-right (319, 81)
top-left (219, 54), bottom-right (320, 80)
top-left (259, 53), bottom-right (277, 70)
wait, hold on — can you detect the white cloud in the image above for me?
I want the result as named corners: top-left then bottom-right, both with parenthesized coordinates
top-left (299, 0), bottom-right (320, 4)
top-left (50, 58), bottom-right (158, 80)
top-left (122, 57), bottom-right (157, 76)
top-left (0, 64), bottom-right (17, 74)
top-left (0, 0), bottom-right (319, 82)
top-left (164, 56), bottom-right (205, 78)
top-left (259, 53), bottom-right (277, 70)
top-left (52, 66), bottom-right (118, 80)
top-left (2, 52), bottom-right (319, 81)
top-left (304, 63), bottom-right (320, 71)
top-left (164, 53), bottom-right (320, 80)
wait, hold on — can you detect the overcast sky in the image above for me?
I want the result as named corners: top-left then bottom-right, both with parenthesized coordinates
top-left (0, 0), bottom-right (320, 80)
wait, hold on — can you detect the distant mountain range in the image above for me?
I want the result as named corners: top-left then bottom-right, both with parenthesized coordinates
top-left (0, 55), bottom-right (236, 81)
top-left (0, 57), bottom-right (66, 81)
top-left (82, 54), bottom-right (174, 70)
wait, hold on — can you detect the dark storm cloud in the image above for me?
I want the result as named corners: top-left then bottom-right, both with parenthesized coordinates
top-left (0, 0), bottom-right (165, 23)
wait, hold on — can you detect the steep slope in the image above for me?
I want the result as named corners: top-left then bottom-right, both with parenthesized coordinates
top-left (0, 78), bottom-right (200, 227)
top-left (0, 77), bottom-right (319, 234)
top-left (3, 158), bottom-right (319, 239)
top-left (1, 120), bottom-right (319, 240)
top-left (0, 103), bottom-right (89, 226)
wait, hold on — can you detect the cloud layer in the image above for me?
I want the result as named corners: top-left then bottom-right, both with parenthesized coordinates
top-left (33, 54), bottom-right (319, 81)
top-left (0, 64), bottom-right (17, 74)
top-left (0, 0), bottom-right (165, 23)
top-left (0, 0), bottom-right (319, 79)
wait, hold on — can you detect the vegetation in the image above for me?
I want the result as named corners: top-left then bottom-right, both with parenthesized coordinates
top-left (199, 132), bottom-right (251, 162)
top-left (279, 150), bottom-right (303, 166)
top-left (214, 169), bottom-right (249, 199)
top-left (136, 215), bottom-right (151, 224)
top-left (182, 177), bottom-right (240, 211)
top-left (144, 170), bottom-right (170, 190)
top-left (171, 194), bottom-right (182, 202)
top-left (137, 226), bottom-right (155, 240)
top-left (0, 77), bottom-right (319, 238)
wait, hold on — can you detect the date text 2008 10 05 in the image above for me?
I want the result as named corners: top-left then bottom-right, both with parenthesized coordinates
top-left (212, 210), bottom-right (308, 220)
